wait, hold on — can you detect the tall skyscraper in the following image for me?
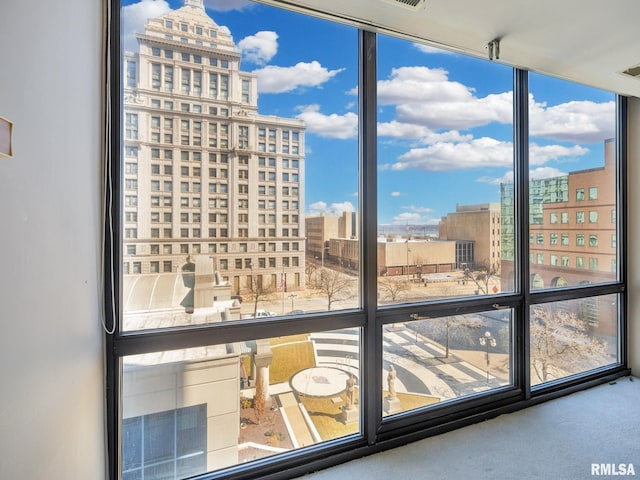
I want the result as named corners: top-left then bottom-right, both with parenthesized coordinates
top-left (122, 0), bottom-right (306, 296)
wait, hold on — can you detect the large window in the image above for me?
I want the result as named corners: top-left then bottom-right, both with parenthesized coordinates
top-left (376, 34), bottom-right (514, 303)
top-left (108, 1), bottom-right (627, 480)
top-left (119, 0), bottom-right (358, 332)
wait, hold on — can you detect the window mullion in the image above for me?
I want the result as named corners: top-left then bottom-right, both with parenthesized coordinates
top-left (359, 28), bottom-right (380, 445)
top-left (514, 67), bottom-right (531, 399)
top-left (616, 95), bottom-right (628, 367)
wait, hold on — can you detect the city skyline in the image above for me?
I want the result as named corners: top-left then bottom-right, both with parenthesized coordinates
top-left (123, 0), bottom-right (616, 226)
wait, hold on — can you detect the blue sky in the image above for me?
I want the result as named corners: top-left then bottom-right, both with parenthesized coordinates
top-left (122, 0), bottom-right (616, 226)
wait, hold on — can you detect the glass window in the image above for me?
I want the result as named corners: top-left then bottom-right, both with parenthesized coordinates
top-left (113, 3), bottom-right (625, 480)
top-left (530, 296), bottom-right (619, 386)
top-left (529, 73), bottom-right (616, 289)
top-left (120, 330), bottom-right (361, 475)
top-left (378, 35), bottom-right (513, 303)
top-left (383, 309), bottom-right (512, 416)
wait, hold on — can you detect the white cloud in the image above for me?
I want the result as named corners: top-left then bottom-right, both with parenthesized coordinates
top-left (390, 205), bottom-right (436, 225)
top-left (372, 67), bottom-right (513, 131)
top-left (477, 173), bottom-right (511, 185)
top-left (396, 91), bottom-right (513, 130)
top-left (238, 31), bottom-right (278, 65)
top-left (413, 43), bottom-right (455, 55)
top-left (377, 66), bottom-right (469, 105)
top-left (529, 166), bottom-right (569, 180)
top-left (393, 137), bottom-right (513, 172)
top-left (392, 212), bottom-right (423, 224)
top-left (530, 96), bottom-right (615, 143)
top-left (479, 166), bottom-right (568, 185)
top-left (254, 61), bottom-right (344, 93)
top-left (122, 0), bottom-right (172, 52)
top-left (296, 105), bottom-right (358, 139)
top-left (307, 201), bottom-right (355, 216)
top-left (218, 25), bottom-right (232, 37)
top-left (391, 192), bottom-right (402, 197)
top-left (392, 138), bottom-right (588, 172)
top-left (378, 120), bottom-right (473, 144)
top-left (529, 143), bottom-right (588, 166)
top-left (377, 121), bottom-right (432, 140)
top-left (308, 201), bottom-right (328, 214)
top-left (402, 205), bottom-right (433, 213)
top-left (372, 66), bottom-right (614, 143)
top-left (204, 0), bottom-right (253, 11)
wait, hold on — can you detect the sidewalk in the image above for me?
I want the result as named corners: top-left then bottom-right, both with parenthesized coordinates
top-left (278, 392), bottom-right (317, 448)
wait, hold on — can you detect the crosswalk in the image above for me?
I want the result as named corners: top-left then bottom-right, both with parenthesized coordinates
top-left (310, 327), bottom-right (505, 400)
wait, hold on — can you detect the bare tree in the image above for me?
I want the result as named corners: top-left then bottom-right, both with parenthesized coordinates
top-left (305, 260), bottom-right (319, 286)
top-left (247, 273), bottom-right (273, 317)
top-left (253, 377), bottom-right (267, 425)
top-left (315, 268), bottom-right (355, 311)
top-left (411, 315), bottom-right (482, 358)
top-left (379, 277), bottom-right (411, 304)
top-left (464, 263), bottom-right (499, 295)
top-left (530, 307), bottom-right (608, 383)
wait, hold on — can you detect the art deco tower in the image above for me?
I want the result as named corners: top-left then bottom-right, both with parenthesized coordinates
top-left (122, 0), bottom-right (306, 294)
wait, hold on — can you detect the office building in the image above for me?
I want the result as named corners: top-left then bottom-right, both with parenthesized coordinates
top-left (306, 212), bottom-right (358, 266)
top-left (122, 0), bottom-right (306, 294)
top-left (439, 203), bottom-right (502, 271)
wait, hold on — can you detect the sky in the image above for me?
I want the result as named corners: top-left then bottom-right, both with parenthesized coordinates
top-left (122, 0), bottom-right (617, 226)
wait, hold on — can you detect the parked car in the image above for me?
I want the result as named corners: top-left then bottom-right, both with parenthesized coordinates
top-left (255, 309), bottom-right (277, 317)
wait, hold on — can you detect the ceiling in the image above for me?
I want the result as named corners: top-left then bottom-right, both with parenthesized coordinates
top-left (268, 0), bottom-right (640, 97)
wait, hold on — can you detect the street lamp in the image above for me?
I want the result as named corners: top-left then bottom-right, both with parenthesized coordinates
top-left (478, 331), bottom-right (497, 383)
top-left (288, 293), bottom-right (298, 313)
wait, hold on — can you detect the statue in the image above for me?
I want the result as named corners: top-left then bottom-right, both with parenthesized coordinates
top-left (387, 365), bottom-right (397, 400)
top-left (345, 373), bottom-right (355, 409)
top-left (341, 372), bottom-right (358, 423)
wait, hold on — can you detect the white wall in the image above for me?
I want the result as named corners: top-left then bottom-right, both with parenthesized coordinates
top-left (0, 1), bottom-right (105, 479)
top-left (628, 98), bottom-right (640, 375)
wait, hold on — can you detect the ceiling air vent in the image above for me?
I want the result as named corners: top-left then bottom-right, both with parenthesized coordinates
top-left (622, 65), bottom-right (640, 78)
top-left (382, 0), bottom-right (426, 10)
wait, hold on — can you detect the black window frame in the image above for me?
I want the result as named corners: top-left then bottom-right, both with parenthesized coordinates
top-left (105, 3), bottom-right (629, 480)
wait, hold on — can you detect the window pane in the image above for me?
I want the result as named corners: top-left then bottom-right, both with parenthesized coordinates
top-left (121, 328), bottom-right (361, 477)
top-left (530, 295), bottom-right (619, 386)
top-left (121, 2), bottom-right (358, 330)
top-left (382, 309), bottom-right (512, 416)
top-left (122, 405), bottom-right (206, 480)
top-left (527, 74), bottom-right (617, 290)
top-left (376, 35), bottom-right (514, 305)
